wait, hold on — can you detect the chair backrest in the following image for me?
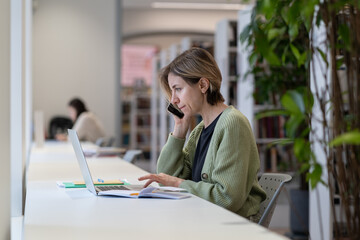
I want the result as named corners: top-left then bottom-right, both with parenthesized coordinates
top-left (48, 116), bottom-right (73, 139)
top-left (257, 173), bottom-right (292, 228)
top-left (122, 149), bottom-right (143, 163)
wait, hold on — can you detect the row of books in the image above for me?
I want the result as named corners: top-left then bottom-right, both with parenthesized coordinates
top-left (258, 146), bottom-right (295, 173)
top-left (136, 115), bottom-right (151, 127)
top-left (256, 116), bottom-right (286, 139)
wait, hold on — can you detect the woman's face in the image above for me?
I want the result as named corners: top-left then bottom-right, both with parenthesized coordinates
top-left (168, 72), bottom-right (205, 116)
top-left (68, 106), bottom-right (77, 122)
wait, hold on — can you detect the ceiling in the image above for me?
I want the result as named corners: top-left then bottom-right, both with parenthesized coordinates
top-left (122, 0), bottom-right (252, 9)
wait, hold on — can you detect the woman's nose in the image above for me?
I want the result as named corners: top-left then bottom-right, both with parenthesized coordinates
top-left (170, 94), bottom-right (178, 104)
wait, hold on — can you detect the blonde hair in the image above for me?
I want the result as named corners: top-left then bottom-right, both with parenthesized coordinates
top-left (159, 47), bottom-right (224, 105)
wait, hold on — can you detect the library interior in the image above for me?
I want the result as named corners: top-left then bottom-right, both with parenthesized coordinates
top-left (1, 0), bottom-right (359, 240)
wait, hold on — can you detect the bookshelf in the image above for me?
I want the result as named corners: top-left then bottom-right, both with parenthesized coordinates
top-left (128, 87), bottom-right (152, 160)
top-left (120, 87), bottom-right (132, 149)
top-left (215, 19), bottom-right (239, 107)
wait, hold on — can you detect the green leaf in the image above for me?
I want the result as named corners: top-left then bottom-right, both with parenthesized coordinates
top-left (281, 90), bottom-right (305, 114)
top-left (280, 7), bottom-right (289, 25)
top-left (294, 138), bottom-right (306, 161)
top-left (330, 130), bottom-right (360, 146)
top-left (249, 52), bottom-right (258, 67)
top-left (336, 57), bottom-right (344, 70)
top-left (265, 50), bottom-right (281, 66)
top-left (240, 25), bottom-right (252, 44)
top-left (267, 27), bottom-right (286, 41)
top-left (290, 44), bottom-right (308, 67)
top-left (269, 138), bottom-right (293, 146)
top-left (300, 163), bottom-right (310, 173)
top-left (316, 47), bottom-right (329, 67)
top-left (338, 24), bottom-right (351, 51)
top-left (290, 44), bottom-right (301, 60)
top-left (302, 88), bottom-right (314, 113)
top-left (286, 115), bottom-right (305, 138)
top-left (282, 45), bottom-right (289, 64)
top-left (289, 23), bottom-right (299, 42)
top-left (255, 109), bottom-right (288, 119)
top-left (253, 28), bottom-right (281, 66)
top-left (308, 163), bottom-right (323, 189)
top-left (298, 51), bottom-right (308, 67)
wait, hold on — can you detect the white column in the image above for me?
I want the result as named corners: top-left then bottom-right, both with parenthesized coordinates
top-left (10, 0), bottom-right (24, 218)
top-left (24, 0), bottom-right (33, 180)
top-left (115, 0), bottom-right (123, 147)
top-left (151, 56), bottom-right (159, 172)
top-left (159, 50), bottom-right (168, 148)
top-left (0, 0), bottom-right (12, 238)
top-left (309, 12), bottom-right (332, 240)
top-left (168, 44), bottom-right (179, 133)
top-left (237, 7), bottom-right (255, 130)
top-left (215, 19), bottom-right (230, 103)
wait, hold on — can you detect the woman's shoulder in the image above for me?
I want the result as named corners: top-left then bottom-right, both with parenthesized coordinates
top-left (220, 106), bottom-right (250, 125)
top-left (77, 112), bottom-right (99, 123)
top-left (213, 106), bottom-right (254, 137)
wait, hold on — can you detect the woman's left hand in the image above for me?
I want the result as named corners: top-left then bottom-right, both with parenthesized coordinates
top-left (138, 173), bottom-right (184, 188)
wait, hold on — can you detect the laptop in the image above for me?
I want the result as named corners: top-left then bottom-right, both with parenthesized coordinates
top-left (67, 129), bottom-right (144, 196)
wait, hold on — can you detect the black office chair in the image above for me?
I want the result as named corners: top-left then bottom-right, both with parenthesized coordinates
top-left (48, 116), bottom-right (73, 139)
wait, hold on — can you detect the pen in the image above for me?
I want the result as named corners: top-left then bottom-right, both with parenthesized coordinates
top-left (97, 178), bottom-right (104, 183)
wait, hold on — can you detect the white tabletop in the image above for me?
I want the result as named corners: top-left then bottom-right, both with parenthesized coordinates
top-left (24, 141), bottom-right (287, 240)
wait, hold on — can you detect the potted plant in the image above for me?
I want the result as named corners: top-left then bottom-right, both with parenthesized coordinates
top-left (240, 0), bottom-right (360, 239)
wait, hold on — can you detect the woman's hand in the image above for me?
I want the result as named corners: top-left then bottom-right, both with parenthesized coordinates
top-left (138, 173), bottom-right (184, 188)
top-left (172, 114), bottom-right (191, 139)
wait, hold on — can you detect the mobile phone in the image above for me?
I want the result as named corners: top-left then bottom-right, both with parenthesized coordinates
top-left (167, 103), bottom-right (184, 119)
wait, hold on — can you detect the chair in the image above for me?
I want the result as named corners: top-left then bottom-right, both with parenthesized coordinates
top-left (256, 173), bottom-right (292, 228)
top-left (122, 149), bottom-right (143, 163)
top-left (95, 136), bottom-right (115, 147)
top-left (48, 116), bottom-right (73, 139)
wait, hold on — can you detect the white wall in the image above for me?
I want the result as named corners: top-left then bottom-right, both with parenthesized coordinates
top-left (123, 8), bottom-right (237, 36)
top-left (0, 0), bottom-right (11, 238)
top-left (10, 0), bottom-right (24, 219)
top-left (123, 8), bottom-right (238, 48)
top-left (33, 0), bottom-right (118, 137)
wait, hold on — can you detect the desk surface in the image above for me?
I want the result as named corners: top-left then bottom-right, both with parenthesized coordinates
top-left (24, 141), bottom-right (287, 240)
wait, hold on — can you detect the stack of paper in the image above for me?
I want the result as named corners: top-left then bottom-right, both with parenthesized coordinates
top-left (57, 179), bottom-right (125, 188)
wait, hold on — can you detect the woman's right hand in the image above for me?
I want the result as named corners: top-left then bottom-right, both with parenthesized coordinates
top-left (172, 114), bottom-right (191, 139)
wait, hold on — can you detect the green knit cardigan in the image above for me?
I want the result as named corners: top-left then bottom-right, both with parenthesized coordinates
top-left (157, 106), bottom-right (266, 218)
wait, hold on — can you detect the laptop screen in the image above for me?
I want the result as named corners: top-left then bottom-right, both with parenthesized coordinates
top-left (68, 129), bottom-right (97, 195)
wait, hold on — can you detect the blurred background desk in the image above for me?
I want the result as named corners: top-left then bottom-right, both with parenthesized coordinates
top-left (24, 141), bottom-right (288, 240)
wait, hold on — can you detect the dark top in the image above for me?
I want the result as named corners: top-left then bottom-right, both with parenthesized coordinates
top-left (192, 113), bottom-right (222, 182)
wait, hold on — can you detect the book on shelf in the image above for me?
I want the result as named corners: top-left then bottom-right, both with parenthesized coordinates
top-left (256, 115), bottom-right (286, 139)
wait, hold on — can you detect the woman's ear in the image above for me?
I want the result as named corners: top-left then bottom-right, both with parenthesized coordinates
top-left (199, 78), bottom-right (210, 94)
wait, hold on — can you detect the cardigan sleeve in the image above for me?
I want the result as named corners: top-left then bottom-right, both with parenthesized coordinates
top-left (179, 113), bottom-right (262, 216)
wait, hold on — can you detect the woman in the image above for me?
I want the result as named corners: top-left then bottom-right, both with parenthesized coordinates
top-left (56, 98), bottom-right (105, 143)
top-left (139, 48), bottom-right (266, 220)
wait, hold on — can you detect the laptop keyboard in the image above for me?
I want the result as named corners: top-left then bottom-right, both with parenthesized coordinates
top-left (97, 185), bottom-right (130, 191)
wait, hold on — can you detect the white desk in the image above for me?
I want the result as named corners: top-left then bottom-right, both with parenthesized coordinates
top-left (24, 141), bottom-right (287, 240)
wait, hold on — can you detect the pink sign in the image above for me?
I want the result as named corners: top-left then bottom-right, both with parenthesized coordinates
top-left (121, 45), bottom-right (158, 87)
